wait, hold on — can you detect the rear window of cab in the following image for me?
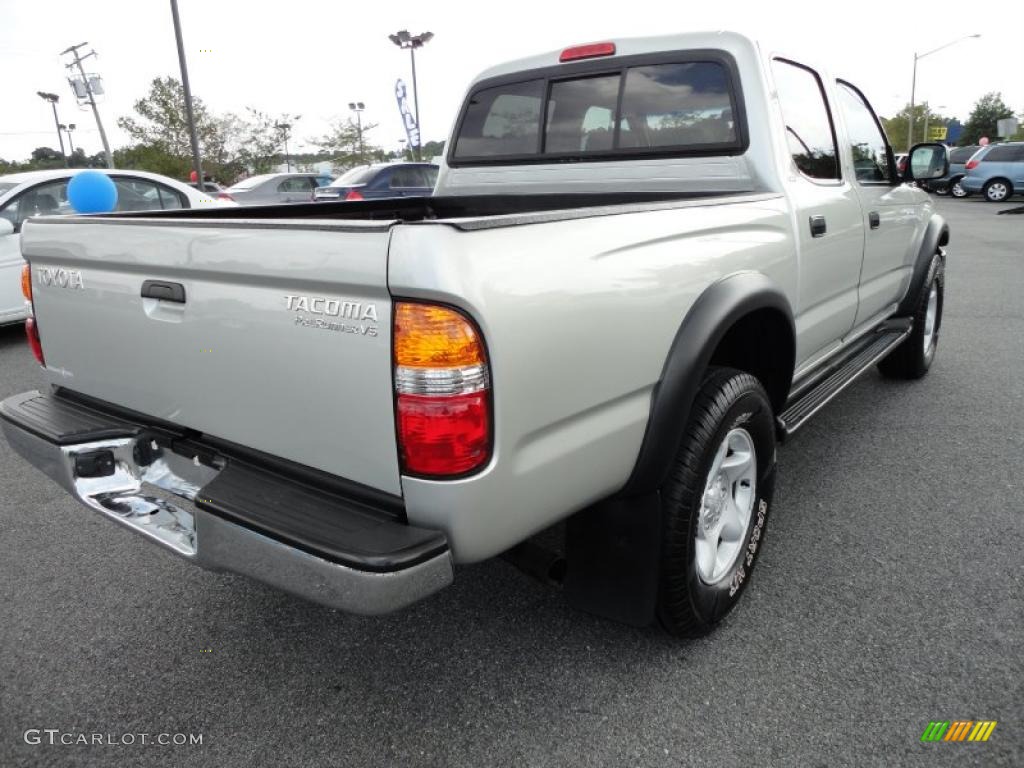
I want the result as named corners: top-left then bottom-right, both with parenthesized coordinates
top-left (452, 55), bottom-right (743, 164)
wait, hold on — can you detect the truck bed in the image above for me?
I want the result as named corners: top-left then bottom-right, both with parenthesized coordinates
top-left (71, 191), bottom-right (759, 228)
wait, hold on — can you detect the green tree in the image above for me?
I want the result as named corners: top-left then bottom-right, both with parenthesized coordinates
top-left (232, 108), bottom-right (289, 175)
top-left (958, 92), bottom-right (1015, 146)
top-left (311, 117), bottom-right (385, 168)
top-left (881, 104), bottom-right (951, 151)
top-left (113, 143), bottom-right (191, 179)
top-left (117, 77), bottom-right (225, 165)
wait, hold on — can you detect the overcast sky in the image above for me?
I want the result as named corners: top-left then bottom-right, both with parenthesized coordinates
top-left (2, 0), bottom-right (1021, 163)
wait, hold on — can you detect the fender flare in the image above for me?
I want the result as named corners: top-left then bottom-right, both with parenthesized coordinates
top-left (897, 214), bottom-right (948, 317)
top-left (621, 271), bottom-right (795, 496)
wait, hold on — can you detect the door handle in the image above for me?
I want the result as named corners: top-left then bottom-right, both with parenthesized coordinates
top-left (809, 215), bottom-right (827, 238)
top-left (868, 211), bottom-right (881, 229)
top-left (141, 280), bottom-right (186, 303)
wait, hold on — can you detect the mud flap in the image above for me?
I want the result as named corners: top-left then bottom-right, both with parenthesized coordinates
top-left (564, 492), bottom-right (662, 627)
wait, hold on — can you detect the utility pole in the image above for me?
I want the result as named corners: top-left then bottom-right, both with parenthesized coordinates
top-left (63, 123), bottom-right (76, 155)
top-left (60, 42), bottom-right (113, 168)
top-left (37, 92), bottom-right (67, 167)
top-left (169, 0), bottom-right (203, 185)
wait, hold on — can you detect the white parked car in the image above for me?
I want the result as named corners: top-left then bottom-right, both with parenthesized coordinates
top-left (0, 168), bottom-right (233, 325)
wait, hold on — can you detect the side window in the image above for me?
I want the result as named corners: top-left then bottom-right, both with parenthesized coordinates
top-left (113, 179), bottom-right (167, 212)
top-left (156, 184), bottom-right (187, 209)
top-left (454, 79), bottom-right (545, 159)
top-left (836, 82), bottom-right (891, 183)
top-left (981, 145), bottom-right (1019, 162)
top-left (277, 178), bottom-right (304, 193)
top-left (771, 59), bottom-right (840, 181)
top-left (421, 166), bottom-right (439, 187)
top-left (545, 75), bottom-right (620, 153)
top-left (6, 180), bottom-right (71, 231)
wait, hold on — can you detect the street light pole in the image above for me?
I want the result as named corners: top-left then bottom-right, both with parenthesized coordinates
top-left (907, 34), bottom-right (980, 151)
top-left (388, 30), bottom-right (433, 161)
top-left (348, 102), bottom-right (365, 163)
top-left (64, 124), bottom-right (76, 155)
top-left (37, 92), bottom-right (67, 167)
top-left (169, 0), bottom-right (203, 185)
top-left (275, 116), bottom-right (300, 172)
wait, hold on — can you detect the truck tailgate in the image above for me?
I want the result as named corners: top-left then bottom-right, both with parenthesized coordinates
top-left (21, 218), bottom-right (402, 496)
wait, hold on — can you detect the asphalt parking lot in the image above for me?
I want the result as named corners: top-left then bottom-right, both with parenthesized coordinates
top-left (1, 197), bottom-right (1021, 767)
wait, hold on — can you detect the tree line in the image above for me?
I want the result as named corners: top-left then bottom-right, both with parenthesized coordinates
top-left (1, 77), bottom-right (444, 182)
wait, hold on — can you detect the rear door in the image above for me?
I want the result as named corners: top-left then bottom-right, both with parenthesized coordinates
top-left (833, 80), bottom-right (923, 328)
top-left (772, 58), bottom-right (865, 367)
top-left (22, 217), bottom-right (403, 495)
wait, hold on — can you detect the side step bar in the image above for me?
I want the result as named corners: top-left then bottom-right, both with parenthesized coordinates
top-left (778, 323), bottom-right (911, 440)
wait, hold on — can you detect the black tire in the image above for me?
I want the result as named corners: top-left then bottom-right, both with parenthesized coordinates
top-left (933, 183), bottom-right (950, 196)
top-left (657, 367), bottom-right (776, 637)
top-left (949, 176), bottom-right (969, 198)
top-left (983, 179), bottom-right (1013, 203)
top-left (878, 254), bottom-right (944, 380)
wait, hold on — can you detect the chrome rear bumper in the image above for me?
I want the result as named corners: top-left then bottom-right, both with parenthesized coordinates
top-left (1, 391), bottom-right (452, 615)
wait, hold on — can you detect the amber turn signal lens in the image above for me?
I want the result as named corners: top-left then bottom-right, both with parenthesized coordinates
top-left (394, 303), bottom-right (485, 368)
top-left (21, 263), bottom-right (32, 302)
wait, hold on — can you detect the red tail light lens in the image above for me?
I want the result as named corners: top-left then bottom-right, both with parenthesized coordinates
top-left (25, 316), bottom-right (44, 366)
top-left (394, 302), bottom-right (491, 477)
top-left (217, 192), bottom-right (234, 201)
top-left (345, 189), bottom-right (364, 201)
top-left (397, 393), bottom-right (489, 475)
top-left (965, 159), bottom-right (979, 170)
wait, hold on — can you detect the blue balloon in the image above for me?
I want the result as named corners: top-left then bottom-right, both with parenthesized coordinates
top-left (67, 171), bottom-right (118, 214)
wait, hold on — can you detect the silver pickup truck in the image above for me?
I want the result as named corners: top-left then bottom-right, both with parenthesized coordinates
top-left (1, 32), bottom-right (950, 636)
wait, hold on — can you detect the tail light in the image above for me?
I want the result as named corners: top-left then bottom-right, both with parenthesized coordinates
top-left (393, 302), bottom-right (491, 477)
top-left (217, 192), bottom-right (234, 201)
top-left (21, 263), bottom-right (44, 365)
top-left (25, 317), bottom-right (45, 366)
top-left (345, 189), bottom-right (364, 201)
top-left (965, 159), bottom-right (979, 170)
top-left (21, 263), bottom-right (32, 302)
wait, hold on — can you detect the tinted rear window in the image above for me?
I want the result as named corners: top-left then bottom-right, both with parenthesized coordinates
top-left (332, 166), bottom-right (378, 186)
top-left (949, 146), bottom-right (978, 163)
top-left (452, 58), bottom-right (740, 162)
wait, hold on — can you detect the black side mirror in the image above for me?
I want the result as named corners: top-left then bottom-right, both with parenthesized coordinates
top-left (905, 142), bottom-right (949, 182)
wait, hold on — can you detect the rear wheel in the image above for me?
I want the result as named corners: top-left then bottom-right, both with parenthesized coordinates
top-left (657, 367), bottom-right (776, 637)
top-left (983, 179), bottom-right (1013, 202)
top-left (878, 254), bottom-right (944, 379)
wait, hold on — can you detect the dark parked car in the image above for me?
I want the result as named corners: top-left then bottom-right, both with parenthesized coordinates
top-left (226, 173), bottom-right (323, 205)
top-left (930, 145), bottom-right (980, 197)
top-left (313, 163), bottom-right (438, 202)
